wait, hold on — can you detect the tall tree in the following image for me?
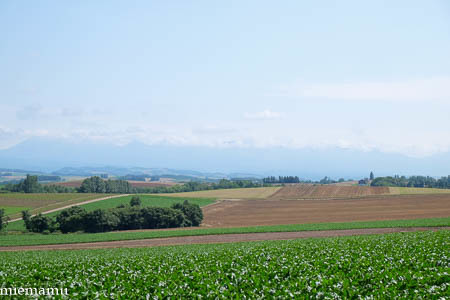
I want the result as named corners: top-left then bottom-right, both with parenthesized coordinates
top-left (0, 208), bottom-right (7, 231)
top-left (370, 171), bottom-right (374, 181)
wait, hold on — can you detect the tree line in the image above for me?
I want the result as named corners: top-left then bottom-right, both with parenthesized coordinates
top-left (263, 176), bottom-right (301, 184)
top-left (1, 175), bottom-right (75, 193)
top-left (1, 175), bottom-right (271, 194)
top-left (78, 176), bottom-right (133, 193)
top-left (133, 179), bottom-right (270, 194)
top-left (0, 208), bottom-right (8, 232)
top-left (21, 197), bottom-right (203, 234)
top-left (371, 175), bottom-right (450, 188)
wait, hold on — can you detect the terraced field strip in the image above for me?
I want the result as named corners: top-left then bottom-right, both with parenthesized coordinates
top-left (158, 187), bottom-right (281, 199)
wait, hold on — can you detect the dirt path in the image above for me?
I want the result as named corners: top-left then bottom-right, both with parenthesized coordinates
top-left (1, 227), bottom-right (447, 252)
top-left (8, 194), bottom-right (129, 222)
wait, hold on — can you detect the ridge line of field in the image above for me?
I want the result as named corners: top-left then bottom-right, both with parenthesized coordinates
top-left (1, 226), bottom-right (448, 251)
top-left (1, 217), bottom-right (449, 247)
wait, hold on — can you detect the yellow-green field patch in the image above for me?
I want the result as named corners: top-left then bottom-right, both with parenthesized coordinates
top-left (389, 187), bottom-right (450, 195)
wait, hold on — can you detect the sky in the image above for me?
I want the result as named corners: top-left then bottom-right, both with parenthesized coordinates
top-left (1, 0), bottom-right (450, 158)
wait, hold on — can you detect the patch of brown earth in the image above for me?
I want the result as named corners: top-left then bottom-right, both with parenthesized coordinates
top-left (202, 194), bottom-right (450, 227)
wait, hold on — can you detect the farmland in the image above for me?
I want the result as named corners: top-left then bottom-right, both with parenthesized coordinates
top-left (0, 230), bottom-right (448, 298)
top-left (159, 187), bottom-right (281, 199)
top-left (389, 187), bottom-right (450, 194)
top-left (202, 194), bottom-right (450, 227)
top-left (63, 194), bottom-right (214, 211)
top-left (270, 185), bottom-right (390, 199)
top-left (5, 195), bottom-right (214, 231)
top-left (0, 217), bottom-right (448, 247)
top-left (162, 185), bottom-right (450, 201)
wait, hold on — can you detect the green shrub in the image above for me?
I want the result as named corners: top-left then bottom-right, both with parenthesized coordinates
top-left (56, 206), bottom-right (87, 233)
top-left (171, 200), bottom-right (203, 226)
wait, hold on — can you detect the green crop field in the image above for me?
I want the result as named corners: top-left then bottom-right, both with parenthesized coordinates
top-left (0, 230), bottom-right (448, 298)
top-left (4, 195), bottom-right (215, 231)
top-left (1, 206), bottom-right (30, 216)
top-left (1, 217), bottom-right (448, 247)
top-left (76, 194), bottom-right (215, 211)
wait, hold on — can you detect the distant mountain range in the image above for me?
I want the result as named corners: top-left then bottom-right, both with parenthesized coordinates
top-left (0, 137), bottom-right (449, 180)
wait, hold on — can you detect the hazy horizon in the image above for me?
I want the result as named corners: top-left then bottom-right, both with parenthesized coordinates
top-left (1, 1), bottom-right (450, 174)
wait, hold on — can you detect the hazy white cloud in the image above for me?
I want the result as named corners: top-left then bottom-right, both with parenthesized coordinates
top-left (277, 77), bottom-right (450, 102)
top-left (244, 109), bottom-right (282, 120)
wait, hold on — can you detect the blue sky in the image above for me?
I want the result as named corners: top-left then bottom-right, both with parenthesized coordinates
top-left (1, 0), bottom-right (450, 157)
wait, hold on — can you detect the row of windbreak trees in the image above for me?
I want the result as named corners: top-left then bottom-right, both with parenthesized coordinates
top-left (371, 175), bottom-right (450, 188)
top-left (78, 176), bottom-right (133, 193)
top-left (1, 175), bottom-right (269, 194)
top-left (21, 198), bottom-right (203, 234)
top-left (263, 176), bottom-right (301, 184)
top-left (1, 175), bottom-right (75, 193)
top-left (136, 179), bottom-right (270, 194)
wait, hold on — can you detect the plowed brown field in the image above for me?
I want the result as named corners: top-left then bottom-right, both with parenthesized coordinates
top-left (270, 185), bottom-right (389, 199)
top-left (202, 194), bottom-right (450, 227)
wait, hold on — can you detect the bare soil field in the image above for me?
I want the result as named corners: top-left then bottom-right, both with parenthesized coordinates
top-left (163, 187), bottom-right (281, 199)
top-left (1, 227), bottom-right (446, 252)
top-left (202, 194), bottom-right (450, 227)
top-left (270, 185), bottom-right (390, 200)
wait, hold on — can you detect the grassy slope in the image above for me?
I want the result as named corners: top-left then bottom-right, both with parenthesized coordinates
top-left (157, 187), bottom-right (281, 199)
top-left (0, 217), bottom-right (448, 247)
top-left (6, 195), bottom-right (215, 231)
top-left (78, 194), bottom-right (214, 211)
